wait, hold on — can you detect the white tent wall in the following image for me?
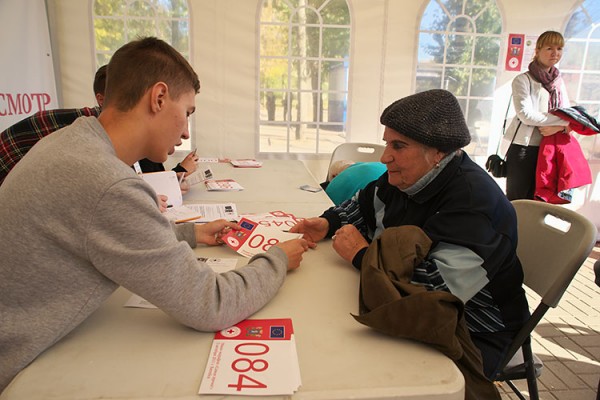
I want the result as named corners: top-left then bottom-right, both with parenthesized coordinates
top-left (46, 0), bottom-right (582, 181)
top-left (0, 1), bottom-right (59, 132)
top-left (45, 0), bottom-right (597, 222)
top-left (192, 1), bottom-right (257, 166)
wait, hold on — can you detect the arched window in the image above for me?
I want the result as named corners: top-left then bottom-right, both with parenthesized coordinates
top-left (416, 0), bottom-right (502, 156)
top-left (563, 0), bottom-right (600, 161)
top-left (92, 0), bottom-right (191, 145)
top-left (93, 0), bottom-right (190, 66)
top-left (258, 0), bottom-right (351, 156)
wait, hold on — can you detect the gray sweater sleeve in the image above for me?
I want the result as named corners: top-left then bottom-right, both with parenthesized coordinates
top-left (85, 177), bottom-right (289, 332)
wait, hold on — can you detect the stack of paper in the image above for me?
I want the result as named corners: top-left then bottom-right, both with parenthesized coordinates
top-left (166, 202), bottom-right (238, 223)
top-left (197, 157), bottom-right (220, 163)
top-left (230, 159), bottom-right (263, 168)
top-left (198, 318), bottom-right (301, 396)
top-left (205, 179), bottom-right (244, 191)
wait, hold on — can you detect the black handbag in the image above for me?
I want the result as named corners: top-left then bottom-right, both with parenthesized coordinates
top-left (485, 154), bottom-right (508, 178)
top-left (486, 95), bottom-right (519, 178)
top-left (485, 74), bottom-right (532, 178)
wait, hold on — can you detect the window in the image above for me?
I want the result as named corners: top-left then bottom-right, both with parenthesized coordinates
top-left (416, 0), bottom-right (502, 156)
top-left (563, 0), bottom-right (600, 161)
top-left (92, 0), bottom-right (190, 66)
top-left (92, 0), bottom-right (192, 149)
top-left (258, 0), bottom-right (351, 156)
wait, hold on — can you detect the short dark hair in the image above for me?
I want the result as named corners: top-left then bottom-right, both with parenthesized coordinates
top-left (93, 65), bottom-right (107, 96)
top-left (104, 37), bottom-right (200, 111)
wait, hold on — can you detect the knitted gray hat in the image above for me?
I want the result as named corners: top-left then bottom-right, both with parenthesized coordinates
top-left (380, 89), bottom-right (471, 152)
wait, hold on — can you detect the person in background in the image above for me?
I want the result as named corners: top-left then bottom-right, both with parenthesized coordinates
top-left (505, 30), bottom-right (570, 200)
top-left (0, 37), bottom-right (309, 393)
top-left (323, 160), bottom-right (387, 206)
top-left (290, 89), bottom-right (529, 380)
top-left (326, 159), bottom-right (355, 181)
top-left (0, 105), bottom-right (100, 187)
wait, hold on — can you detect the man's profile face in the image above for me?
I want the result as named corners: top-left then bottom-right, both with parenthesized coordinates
top-left (148, 88), bottom-right (196, 163)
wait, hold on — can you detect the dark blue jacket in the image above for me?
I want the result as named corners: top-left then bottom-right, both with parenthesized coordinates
top-left (322, 152), bottom-right (529, 333)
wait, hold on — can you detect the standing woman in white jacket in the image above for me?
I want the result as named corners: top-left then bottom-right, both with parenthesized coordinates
top-left (505, 31), bottom-right (571, 200)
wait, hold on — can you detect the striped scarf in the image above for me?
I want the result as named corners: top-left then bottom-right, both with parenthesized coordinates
top-left (528, 61), bottom-right (563, 109)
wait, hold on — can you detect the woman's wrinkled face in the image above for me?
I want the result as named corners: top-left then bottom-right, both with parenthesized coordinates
top-left (380, 127), bottom-right (444, 190)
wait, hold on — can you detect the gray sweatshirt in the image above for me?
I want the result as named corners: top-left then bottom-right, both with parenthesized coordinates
top-left (0, 117), bottom-right (288, 392)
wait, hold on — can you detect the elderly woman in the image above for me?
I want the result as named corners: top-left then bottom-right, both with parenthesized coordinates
top-left (291, 89), bottom-right (529, 380)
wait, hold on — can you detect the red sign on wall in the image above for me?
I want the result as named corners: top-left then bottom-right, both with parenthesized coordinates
top-left (505, 34), bottom-right (525, 71)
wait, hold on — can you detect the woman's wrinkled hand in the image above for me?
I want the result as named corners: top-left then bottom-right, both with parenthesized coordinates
top-left (332, 224), bottom-right (368, 263)
top-left (289, 217), bottom-right (329, 248)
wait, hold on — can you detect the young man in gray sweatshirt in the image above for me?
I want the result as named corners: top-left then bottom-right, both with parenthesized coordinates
top-left (0, 37), bottom-right (309, 393)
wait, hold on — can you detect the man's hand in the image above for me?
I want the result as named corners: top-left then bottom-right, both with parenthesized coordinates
top-left (195, 219), bottom-right (241, 246)
top-left (176, 172), bottom-right (190, 194)
top-left (274, 238), bottom-right (309, 270)
top-left (157, 194), bottom-right (168, 213)
top-left (179, 149), bottom-right (199, 174)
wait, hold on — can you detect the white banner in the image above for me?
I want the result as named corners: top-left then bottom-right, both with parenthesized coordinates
top-left (0, 0), bottom-right (58, 131)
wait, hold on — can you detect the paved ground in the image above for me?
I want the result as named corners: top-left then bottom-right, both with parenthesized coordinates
top-left (498, 242), bottom-right (600, 399)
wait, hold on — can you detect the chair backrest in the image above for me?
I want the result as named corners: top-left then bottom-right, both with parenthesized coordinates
top-left (512, 199), bottom-right (597, 308)
top-left (327, 142), bottom-right (385, 181)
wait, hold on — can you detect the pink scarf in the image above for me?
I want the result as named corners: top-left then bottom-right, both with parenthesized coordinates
top-left (528, 61), bottom-right (563, 109)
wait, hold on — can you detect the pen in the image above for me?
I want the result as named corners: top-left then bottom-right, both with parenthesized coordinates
top-left (175, 215), bottom-right (203, 223)
top-left (178, 173), bottom-right (185, 185)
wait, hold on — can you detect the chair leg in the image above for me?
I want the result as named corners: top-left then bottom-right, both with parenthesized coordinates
top-left (523, 341), bottom-right (540, 400)
top-left (506, 380), bottom-right (527, 400)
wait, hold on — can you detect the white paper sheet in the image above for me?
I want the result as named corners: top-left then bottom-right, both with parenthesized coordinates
top-left (198, 318), bottom-right (301, 396)
top-left (141, 170), bottom-right (183, 207)
top-left (185, 165), bottom-right (214, 186)
top-left (186, 203), bottom-right (239, 222)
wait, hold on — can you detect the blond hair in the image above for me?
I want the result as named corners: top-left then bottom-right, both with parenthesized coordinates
top-left (533, 31), bottom-right (565, 61)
